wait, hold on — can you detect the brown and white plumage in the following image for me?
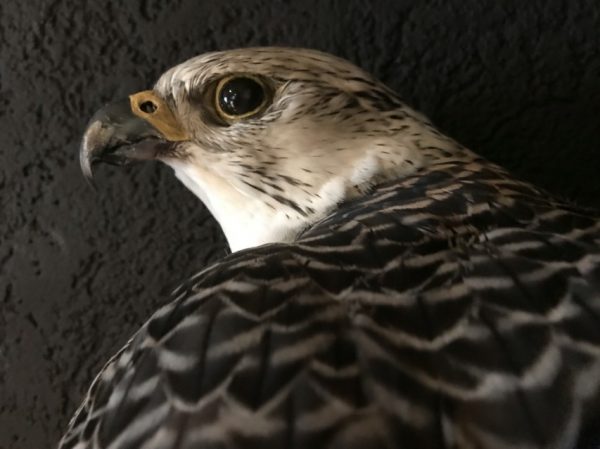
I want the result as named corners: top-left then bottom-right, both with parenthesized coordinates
top-left (62, 48), bottom-right (600, 449)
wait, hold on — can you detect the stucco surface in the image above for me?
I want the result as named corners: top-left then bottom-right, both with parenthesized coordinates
top-left (1, 1), bottom-right (599, 447)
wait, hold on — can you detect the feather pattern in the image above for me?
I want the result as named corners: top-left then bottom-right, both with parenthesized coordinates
top-left (59, 156), bottom-right (600, 449)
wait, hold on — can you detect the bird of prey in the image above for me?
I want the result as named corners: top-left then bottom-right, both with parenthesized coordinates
top-left (60, 48), bottom-right (600, 449)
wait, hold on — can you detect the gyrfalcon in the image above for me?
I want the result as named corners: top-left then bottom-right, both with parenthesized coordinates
top-left (60, 48), bottom-right (600, 449)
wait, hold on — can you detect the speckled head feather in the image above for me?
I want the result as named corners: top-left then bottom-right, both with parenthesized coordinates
top-left (143, 47), bottom-right (467, 250)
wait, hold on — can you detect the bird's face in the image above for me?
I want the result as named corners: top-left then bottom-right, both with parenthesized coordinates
top-left (81, 48), bottom-right (446, 250)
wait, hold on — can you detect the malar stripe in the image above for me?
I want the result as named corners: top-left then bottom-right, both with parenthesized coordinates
top-left (271, 193), bottom-right (308, 216)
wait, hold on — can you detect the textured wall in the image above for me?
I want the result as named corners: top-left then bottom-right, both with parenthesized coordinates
top-left (1, 0), bottom-right (599, 447)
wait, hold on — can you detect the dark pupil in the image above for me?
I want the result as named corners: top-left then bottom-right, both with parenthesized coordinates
top-left (219, 77), bottom-right (264, 117)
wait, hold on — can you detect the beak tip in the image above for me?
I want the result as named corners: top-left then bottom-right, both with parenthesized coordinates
top-left (79, 122), bottom-right (101, 189)
top-left (80, 152), bottom-right (92, 177)
top-left (78, 97), bottom-right (171, 185)
top-left (80, 156), bottom-right (97, 192)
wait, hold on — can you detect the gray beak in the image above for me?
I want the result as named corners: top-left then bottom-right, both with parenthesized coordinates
top-left (80, 99), bottom-right (165, 180)
top-left (80, 91), bottom-right (189, 181)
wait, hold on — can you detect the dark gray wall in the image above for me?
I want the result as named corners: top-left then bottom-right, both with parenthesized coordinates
top-left (1, 0), bottom-right (599, 447)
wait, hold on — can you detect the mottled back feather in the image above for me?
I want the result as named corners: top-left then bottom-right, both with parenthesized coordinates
top-left (59, 156), bottom-right (600, 449)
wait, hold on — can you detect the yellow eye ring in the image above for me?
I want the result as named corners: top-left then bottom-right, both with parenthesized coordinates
top-left (214, 75), bottom-right (269, 122)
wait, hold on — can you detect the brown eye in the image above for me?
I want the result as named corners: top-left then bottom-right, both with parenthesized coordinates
top-left (215, 76), bottom-right (267, 120)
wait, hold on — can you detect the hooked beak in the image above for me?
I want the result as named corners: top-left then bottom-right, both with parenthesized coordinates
top-left (80, 90), bottom-right (189, 181)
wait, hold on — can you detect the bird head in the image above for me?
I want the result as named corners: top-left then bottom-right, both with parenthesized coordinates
top-left (81, 47), bottom-right (459, 251)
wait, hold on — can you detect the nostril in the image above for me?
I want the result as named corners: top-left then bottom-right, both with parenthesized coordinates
top-left (140, 100), bottom-right (157, 114)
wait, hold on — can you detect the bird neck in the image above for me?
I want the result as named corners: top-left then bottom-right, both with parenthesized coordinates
top-left (166, 159), bottom-right (306, 251)
top-left (166, 126), bottom-right (473, 252)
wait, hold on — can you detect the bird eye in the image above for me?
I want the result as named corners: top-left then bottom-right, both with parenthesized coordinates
top-left (215, 76), bottom-right (267, 121)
